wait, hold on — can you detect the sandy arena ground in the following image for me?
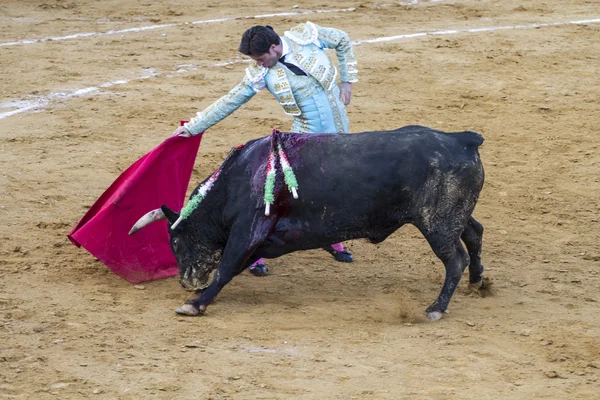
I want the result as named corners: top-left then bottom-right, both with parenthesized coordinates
top-left (1, 0), bottom-right (599, 398)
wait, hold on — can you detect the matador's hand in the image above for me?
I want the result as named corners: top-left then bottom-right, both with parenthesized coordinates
top-left (339, 82), bottom-right (352, 106)
top-left (172, 126), bottom-right (192, 138)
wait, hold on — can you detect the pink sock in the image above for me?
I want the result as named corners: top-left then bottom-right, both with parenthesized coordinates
top-left (331, 243), bottom-right (345, 252)
top-left (251, 258), bottom-right (264, 267)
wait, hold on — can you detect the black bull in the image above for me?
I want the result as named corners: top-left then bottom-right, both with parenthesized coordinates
top-left (130, 126), bottom-right (486, 321)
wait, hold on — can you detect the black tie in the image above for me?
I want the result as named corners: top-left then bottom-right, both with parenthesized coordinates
top-left (278, 56), bottom-right (307, 76)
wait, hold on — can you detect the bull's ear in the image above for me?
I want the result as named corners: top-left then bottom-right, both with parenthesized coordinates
top-left (161, 205), bottom-right (180, 224)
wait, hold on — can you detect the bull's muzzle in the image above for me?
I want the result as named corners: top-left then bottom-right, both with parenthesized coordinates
top-left (179, 269), bottom-right (216, 292)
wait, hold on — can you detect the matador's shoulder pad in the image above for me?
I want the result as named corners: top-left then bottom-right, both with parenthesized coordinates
top-left (284, 21), bottom-right (319, 46)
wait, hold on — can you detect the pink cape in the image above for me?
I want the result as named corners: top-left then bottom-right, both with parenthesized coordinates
top-left (68, 132), bottom-right (203, 283)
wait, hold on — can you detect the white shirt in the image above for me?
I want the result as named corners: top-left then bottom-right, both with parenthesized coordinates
top-left (280, 37), bottom-right (309, 75)
top-left (252, 36), bottom-right (309, 92)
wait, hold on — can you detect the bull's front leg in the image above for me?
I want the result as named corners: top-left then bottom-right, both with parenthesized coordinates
top-left (176, 218), bottom-right (276, 316)
top-left (175, 245), bottom-right (251, 316)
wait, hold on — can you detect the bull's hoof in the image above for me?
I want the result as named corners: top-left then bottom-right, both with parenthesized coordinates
top-left (175, 303), bottom-right (202, 316)
top-left (481, 276), bottom-right (492, 288)
top-left (249, 264), bottom-right (269, 277)
top-left (426, 311), bottom-right (444, 321)
top-left (468, 276), bottom-right (493, 297)
top-left (468, 279), bottom-right (484, 290)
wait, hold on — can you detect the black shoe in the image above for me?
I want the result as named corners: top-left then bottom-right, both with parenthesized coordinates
top-left (249, 264), bottom-right (269, 276)
top-left (324, 247), bottom-right (354, 263)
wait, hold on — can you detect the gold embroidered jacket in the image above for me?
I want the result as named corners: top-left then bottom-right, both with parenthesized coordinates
top-left (184, 21), bottom-right (358, 135)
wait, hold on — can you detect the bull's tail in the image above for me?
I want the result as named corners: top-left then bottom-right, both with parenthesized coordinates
top-left (454, 130), bottom-right (484, 149)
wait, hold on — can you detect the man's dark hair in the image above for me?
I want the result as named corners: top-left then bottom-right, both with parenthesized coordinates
top-left (239, 25), bottom-right (281, 56)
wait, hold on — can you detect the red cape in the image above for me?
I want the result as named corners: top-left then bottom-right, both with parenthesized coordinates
top-left (68, 133), bottom-right (202, 283)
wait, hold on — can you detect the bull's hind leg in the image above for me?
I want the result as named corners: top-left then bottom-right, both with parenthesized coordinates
top-left (461, 217), bottom-right (485, 287)
top-left (423, 232), bottom-right (470, 321)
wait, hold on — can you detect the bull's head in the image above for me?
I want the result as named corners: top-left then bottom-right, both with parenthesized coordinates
top-left (129, 205), bottom-right (222, 291)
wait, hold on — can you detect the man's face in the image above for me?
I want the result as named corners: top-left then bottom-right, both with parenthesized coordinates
top-left (249, 44), bottom-right (280, 68)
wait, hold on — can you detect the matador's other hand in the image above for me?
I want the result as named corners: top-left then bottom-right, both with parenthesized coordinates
top-left (172, 126), bottom-right (192, 138)
top-left (339, 82), bottom-right (352, 106)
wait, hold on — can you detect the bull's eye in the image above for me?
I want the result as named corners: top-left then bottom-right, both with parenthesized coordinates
top-left (172, 237), bottom-right (180, 249)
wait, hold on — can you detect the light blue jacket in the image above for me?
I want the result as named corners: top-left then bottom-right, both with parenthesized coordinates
top-left (184, 21), bottom-right (358, 135)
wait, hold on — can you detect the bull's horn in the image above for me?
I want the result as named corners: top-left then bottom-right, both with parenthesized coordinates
top-left (128, 208), bottom-right (167, 235)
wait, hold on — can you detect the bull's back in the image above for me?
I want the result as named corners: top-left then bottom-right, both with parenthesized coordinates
top-left (286, 126), bottom-right (482, 185)
top-left (272, 127), bottom-right (481, 223)
top-left (221, 126), bottom-right (483, 222)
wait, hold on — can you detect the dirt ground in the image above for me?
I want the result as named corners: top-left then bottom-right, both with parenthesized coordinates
top-left (1, 0), bottom-right (599, 398)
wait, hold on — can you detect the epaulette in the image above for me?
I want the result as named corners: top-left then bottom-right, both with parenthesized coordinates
top-left (284, 21), bottom-right (319, 46)
top-left (245, 62), bottom-right (268, 92)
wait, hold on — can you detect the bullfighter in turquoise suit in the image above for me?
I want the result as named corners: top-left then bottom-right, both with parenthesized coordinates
top-left (173, 21), bottom-right (359, 275)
